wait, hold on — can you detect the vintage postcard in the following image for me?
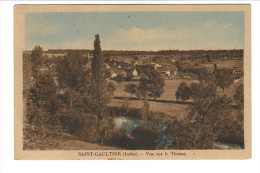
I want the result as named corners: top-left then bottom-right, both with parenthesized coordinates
top-left (14, 4), bottom-right (251, 160)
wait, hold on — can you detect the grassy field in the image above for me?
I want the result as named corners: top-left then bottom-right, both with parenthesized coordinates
top-left (203, 59), bottom-right (243, 69)
top-left (109, 98), bottom-right (189, 120)
top-left (108, 76), bottom-right (243, 120)
top-left (108, 79), bottom-right (198, 120)
top-left (187, 59), bottom-right (243, 71)
top-left (109, 79), bottom-right (199, 101)
top-left (217, 77), bottom-right (243, 98)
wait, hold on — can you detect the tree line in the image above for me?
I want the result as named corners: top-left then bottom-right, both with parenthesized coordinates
top-left (24, 34), bottom-right (244, 150)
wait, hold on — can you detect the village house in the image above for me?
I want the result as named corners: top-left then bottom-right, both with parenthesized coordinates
top-left (150, 63), bottom-right (161, 69)
top-left (132, 68), bottom-right (138, 77)
top-left (107, 69), bottom-right (118, 78)
top-left (104, 63), bottom-right (111, 69)
top-left (156, 67), bottom-right (171, 78)
top-left (132, 60), bottom-right (139, 67)
top-left (233, 67), bottom-right (243, 75)
top-left (116, 69), bottom-right (127, 77)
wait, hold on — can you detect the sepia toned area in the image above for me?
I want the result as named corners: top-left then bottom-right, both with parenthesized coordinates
top-left (15, 5), bottom-right (251, 159)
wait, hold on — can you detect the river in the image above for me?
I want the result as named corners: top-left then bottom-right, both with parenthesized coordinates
top-left (114, 116), bottom-right (243, 150)
top-left (114, 116), bottom-right (173, 146)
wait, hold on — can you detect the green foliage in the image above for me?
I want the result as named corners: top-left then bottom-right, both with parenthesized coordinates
top-left (233, 84), bottom-right (244, 109)
top-left (121, 97), bottom-right (130, 114)
top-left (132, 126), bottom-right (160, 149)
top-left (147, 111), bottom-right (172, 124)
top-left (175, 82), bottom-right (191, 102)
top-left (57, 108), bottom-right (99, 142)
top-left (56, 51), bottom-right (91, 110)
top-left (175, 61), bottom-right (181, 71)
top-left (89, 34), bottom-right (115, 144)
top-left (90, 34), bottom-right (110, 116)
top-left (198, 68), bottom-right (215, 83)
top-left (56, 51), bottom-right (88, 90)
top-left (92, 34), bottom-right (105, 83)
top-left (152, 56), bottom-right (160, 62)
top-left (136, 89), bottom-right (148, 101)
top-left (191, 82), bottom-right (216, 101)
top-left (167, 119), bottom-right (215, 149)
top-left (115, 74), bottom-right (125, 86)
top-left (138, 70), bottom-right (165, 100)
top-left (57, 107), bottom-right (116, 145)
top-left (104, 130), bottom-right (131, 148)
top-left (139, 98), bottom-right (150, 120)
top-left (124, 83), bottom-right (137, 97)
top-left (125, 73), bottom-right (134, 81)
top-left (30, 45), bottom-right (44, 78)
top-left (168, 81), bottom-right (236, 149)
top-left (215, 72), bottom-right (233, 92)
top-left (107, 106), bottom-right (141, 119)
top-left (26, 73), bottom-right (59, 126)
top-left (133, 56), bottom-right (139, 60)
top-left (135, 88), bottom-right (151, 119)
top-left (188, 95), bottom-right (233, 149)
top-left (206, 54), bottom-right (212, 62)
top-left (23, 124), bottom-right (63, 150)
top-left (217, 116), bottom-right (244, 147)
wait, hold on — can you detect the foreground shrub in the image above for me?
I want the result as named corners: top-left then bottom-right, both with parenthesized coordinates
top-left (56, 108), bottom-right (99, 143)
top-left (167, 117), bottom-right (244, 149)
top-left (107, 106), bottom-right (141, 118)
top-left (104, 130), bottom-right (132, 148)
top-left (131, 126), bottom-right (160, 150)
top-left (217, 118), bottom-right (244, 148)
top-left (167, 120), bottom-right (215, 149)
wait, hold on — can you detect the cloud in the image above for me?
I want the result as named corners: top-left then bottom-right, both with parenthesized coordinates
top-left (25, 18), bottom-right (243, 51)
top-left (26, 22), bottom-right (59, 36)
top-left (114, 27), bottom-right (191, 42)
top-left (101, 19), bottom-right (241, 50)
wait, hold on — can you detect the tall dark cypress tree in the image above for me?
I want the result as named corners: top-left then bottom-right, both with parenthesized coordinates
top-left (91, 34), bottom-right (112, 144)
top-left (91, 34), bottom-right (106, 118)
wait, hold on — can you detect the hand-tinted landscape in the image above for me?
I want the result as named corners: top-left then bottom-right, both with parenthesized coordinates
top-left (23, 11), bottom-right (245, 150)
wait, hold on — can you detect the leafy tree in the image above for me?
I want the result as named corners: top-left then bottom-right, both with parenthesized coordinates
top-left (206, 54), bottom-right (212, 62)
top-left (215, 72), bottom-right (233, 92)
top-left (136, 88), bottom-right (148, 100)
top-left (125, 73), bottom-right (134, 81)
top-left (26, 73), bottom-right (58, 127)
top-left (56, 51), bottom-right (89, 108)
top-left (168, 94), bottom-right (233, 149)
top-left (175, 82), bottom-right (192, 102)
top-left (233, 84), bottom-right (244, 122)
top-left (188, 95), bottom-right (233, 148)
top-left (175, 61), bottom-right (181, 71)
top-left (152, 56), bottom-right (160, 62)
top-left (90, 34), bottom-right (115, 144)
top-left (30, 45), bottom-right (44, 78)
top-left (124, 83), bottom-right (137, 97)
top-left (133, 56), bottom-right (139, 60)
top-left (132, 126), bottom-right (160, 149)
top-left (201, 57), bottom-right (207, 63)
top-left (115, 74), bottom-right (125, 86)
top-left (138, 70), bottom-right (165, 100)
top-left (198, 68), bottom-right (215, 83)
top-left (140, 97), bottom-right (150, 120)
top-left (233, 84), bottom-right (244, 109)
top-left (191, 82), bottom-right (216, 101)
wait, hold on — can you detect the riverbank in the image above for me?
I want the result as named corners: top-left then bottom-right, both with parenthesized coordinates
top-left (23, 124), bottom-right (120, 150)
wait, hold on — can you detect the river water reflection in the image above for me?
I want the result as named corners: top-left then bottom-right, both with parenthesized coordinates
top-left (114, 116), bottom-right (173, 146)
top-left (114, 116), bottom-right (242, 150)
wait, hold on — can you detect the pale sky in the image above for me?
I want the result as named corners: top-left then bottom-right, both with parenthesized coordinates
top-left (25, 11), bottom-right (245, 51)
